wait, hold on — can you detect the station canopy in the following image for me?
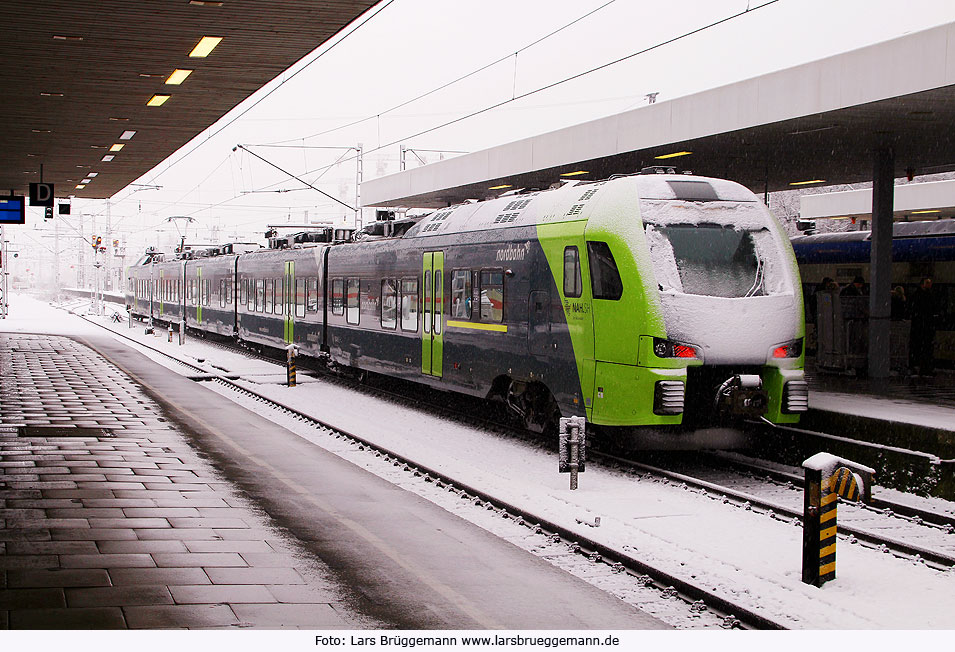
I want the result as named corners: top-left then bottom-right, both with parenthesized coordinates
top-left (0, 0), bottom-right (379, 200)
top-left (362, 22), bottom-right (955, 209)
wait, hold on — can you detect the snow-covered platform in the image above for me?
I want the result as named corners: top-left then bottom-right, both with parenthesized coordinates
top-left (0, 297), bottom-right (667, 630)
top-left (804, 364), bottom-right (955, 460)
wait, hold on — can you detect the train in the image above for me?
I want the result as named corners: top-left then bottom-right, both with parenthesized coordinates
top-left (792, 219), bottom-right (955, 365)
top-left (127, 171), bottom-right (809, 447)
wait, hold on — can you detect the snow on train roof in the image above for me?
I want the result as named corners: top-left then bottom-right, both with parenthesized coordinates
top-left (404, 174), bottom-right (760, 239)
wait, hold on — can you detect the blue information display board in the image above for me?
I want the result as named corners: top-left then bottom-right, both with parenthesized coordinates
top-left (0, 196), bottom-right (26, 224)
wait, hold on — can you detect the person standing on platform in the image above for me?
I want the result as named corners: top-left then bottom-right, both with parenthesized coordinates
top-left (840, 276), bottom-right (866, 296)
top-left (909, 277), bottom-right (938, 376)
top-left (891, 286), bottom-right (907, 320)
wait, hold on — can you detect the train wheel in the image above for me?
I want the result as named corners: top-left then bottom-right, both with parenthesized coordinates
top-left (506, 380), bottom-right (560, 435)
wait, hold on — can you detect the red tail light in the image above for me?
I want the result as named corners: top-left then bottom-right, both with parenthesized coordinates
top-left (772, 339), bottom-right (803, 358)
top-left (674, 344), bottom-right (697, 358)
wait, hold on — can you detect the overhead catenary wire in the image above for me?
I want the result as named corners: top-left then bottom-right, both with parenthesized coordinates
top-left (265, 0), bottom-right (619, 147)
top-left (234, 145), bottom-right (356, 213)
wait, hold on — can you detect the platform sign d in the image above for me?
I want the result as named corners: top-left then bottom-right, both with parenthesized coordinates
top-left (29, 183), bottom-right (54, 207)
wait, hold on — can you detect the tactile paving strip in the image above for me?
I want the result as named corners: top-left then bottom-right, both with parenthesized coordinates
top-left (0, 335), bottom-right (159, 430)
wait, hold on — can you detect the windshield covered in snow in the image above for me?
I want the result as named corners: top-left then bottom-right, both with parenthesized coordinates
top-left (646, 224), bottom-right (765, 297)
top-left (641, 199), bottom-right (789, 298)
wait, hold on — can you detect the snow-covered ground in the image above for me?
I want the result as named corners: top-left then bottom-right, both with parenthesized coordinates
top-left (3, 292), bottom-right (955, 637)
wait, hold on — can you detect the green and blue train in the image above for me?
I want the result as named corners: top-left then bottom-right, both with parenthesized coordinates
top-left (127, 171), bottom-right (808, 447)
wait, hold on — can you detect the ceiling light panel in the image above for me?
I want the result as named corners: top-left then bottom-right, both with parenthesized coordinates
top-left (119, 131), bottom-right (136, 140)
top-left (189, 36), bottom-right (222, 58)
top-left (165, 69), bottom-right (193, 85)
top-left (147, 94), bottom-right (170, 106)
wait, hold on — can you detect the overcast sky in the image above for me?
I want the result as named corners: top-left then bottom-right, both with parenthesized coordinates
top-left (41, 0), bottom-right (955, 249)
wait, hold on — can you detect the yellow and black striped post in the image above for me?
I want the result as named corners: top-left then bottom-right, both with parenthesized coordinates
top-left (802, 457), bottom-right (868, 587)
top-left (286, 344), bottom-right (297, 387)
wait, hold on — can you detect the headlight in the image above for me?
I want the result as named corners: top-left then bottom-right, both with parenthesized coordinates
top-left (653, 337), bottom-right (700, 360)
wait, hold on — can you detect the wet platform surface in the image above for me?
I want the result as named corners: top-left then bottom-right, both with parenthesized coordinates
top-left (0, 334), bottom-right (381, 630)
top-left (1, 331), bottom-right (666, 630)
top-left (804, 361), bottom-right (955, 458)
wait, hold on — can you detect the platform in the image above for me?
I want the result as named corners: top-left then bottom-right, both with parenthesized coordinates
top-left (0, 322), bottom-right (667, 629)
top-left (804, 362), bottom-right (955, 460)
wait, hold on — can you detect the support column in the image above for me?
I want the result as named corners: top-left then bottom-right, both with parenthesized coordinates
top-left (868, 147), bottom-right (894, 379)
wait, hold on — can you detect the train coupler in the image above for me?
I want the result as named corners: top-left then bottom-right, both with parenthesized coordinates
top-left (714, 374), bottom-right (768, 418)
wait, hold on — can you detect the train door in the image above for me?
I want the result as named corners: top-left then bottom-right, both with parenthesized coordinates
top-left (283, 261), bottom-right (294, 344)
top-left (422, 251), bottom-right (444, 377)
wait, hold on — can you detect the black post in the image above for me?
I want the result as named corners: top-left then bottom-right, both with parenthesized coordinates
top-left (802, 467), bottom-right (823, 586)
top-left (869, 147), bottom-right (894, 378)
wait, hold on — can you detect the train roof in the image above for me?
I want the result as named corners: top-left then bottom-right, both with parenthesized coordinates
top-left (403, 173), bottom-right (760, 239)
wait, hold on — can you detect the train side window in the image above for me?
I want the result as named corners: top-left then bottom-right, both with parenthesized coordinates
top-left (255, 279), bottom-right (265, 313)
top-left (450, 270), bottom-right (471, 319)
top-left (332, 278), bottom-right (344, 315)
top-left (587, 241), bottom-right (623, 300)
top-left (423, 271), bottom-right (431, 334)
top-left (265, 279), bottom-right (274, 313)
top-left (275, 278), bottom-right (284, 315)
top-left (296, 278), bottom-right (306, 318)
top-left (240, 278), bottom-right (247, 307)
top-left (400, 278), bottom-right (418, 332)
top-left (381, 279), bottom-right (397, 330)
top-left (346, 278), bottom-right (360, 325)
top-left (434, 272), bottom-right (442, 335)
top-left (306, 277), bottom-right (319, 312)
top-left (480, 269), bottom-right (504, 322)
top-left (563, 246), bottom-right (582, 298)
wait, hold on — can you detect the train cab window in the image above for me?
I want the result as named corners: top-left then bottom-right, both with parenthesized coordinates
top-left (296, 279), bottom-right (306, 318)
top-left (563, 246), bottom-right (583, 298)
top-left (306, 277), bottom-right (318, 312)
top-left (450, 270), bottom-right (471, 319)
top-left (480, 270), bottom-right (504, 322)
top-left (332, 278), bottom-right (344, 316)
top-left (587, 241), bottom-right (623, 300)
top-left (381, 279), bottom-right (397, 330)
top-left (400, 278), bottom-right (418, 332)
top-left (255, 279), bottom-right (265, 313)
top-left (265, 279), bottom-right (274, 313)
top-left (346, 278), bottom-right (360, 325)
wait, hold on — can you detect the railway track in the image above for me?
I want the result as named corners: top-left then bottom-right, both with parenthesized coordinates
top-left (72, 306), bottom-right (955, 628)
